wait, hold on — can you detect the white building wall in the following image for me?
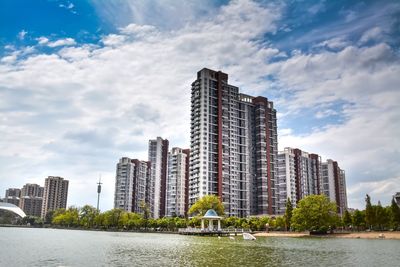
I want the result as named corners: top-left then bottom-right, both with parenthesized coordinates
top-left (114, 157), bottom-right (135, 212)
top-left (166, 148), bottom-right (187, 217)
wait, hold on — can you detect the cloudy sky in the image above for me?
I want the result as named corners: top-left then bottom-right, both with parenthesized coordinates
top-left (1, 0), bottom-right (399, 211)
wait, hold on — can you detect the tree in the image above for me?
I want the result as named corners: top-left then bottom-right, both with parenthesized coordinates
top-left (188, 195), bottom-right (224, 216)
top-left (44, 210), bottom-right (55, 224)
top-left (223, 216), bottom-right (239, 228)
top-left (52, 207), bottom-right (79, 227)
top-left (275, 216), bottom-right (285, 230)
top-left (374, 202), bottom-right (388, 230)
top-left (80, 205), bottom-right (98, 228)
top-left (284, 198), bottom-right (293, 231)
top-left (390, 198), bottom-right (400, 230)
top-left (64, 207), bottom-right (79, 227)
top-left (291, 195), bottom-right (338, 233)
top-left (352, 209), bottom-right (365, 231)
top-left (102, 209), bottom-right (124, 229)
top-left (124, 212), bottom-right (144, 230)
top-left (139, 201), bottom-right (151, 229)
top-left (365, 194), bottom-right (375, 229)
top-left (21, 216), bottom-right (43, 226)
top-left (343, 210), bottom-right (352, 229)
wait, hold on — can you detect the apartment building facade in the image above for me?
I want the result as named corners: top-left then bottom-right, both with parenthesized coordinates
top-left (166, 148), bottom-right (190, 217)
top-left (321, 159), bottom-right (348, 214)
top-left (19, 183), bottom-right (44, 217)
top-left (3, 188), bottom-right (21, 206)
top-left (41, 176), bottom-right (69, 218)
top-left (148, 137), bottom-right (169, 218)
top-left (277, 148), bottom-right (322, 214)
top-left (114, 157), bottom-right (151, 214)
top-left (189, 68), bottom-right (278, 217)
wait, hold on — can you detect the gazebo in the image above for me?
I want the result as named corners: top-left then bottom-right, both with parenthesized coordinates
top-left (201, 209), bottom-right (222, 231)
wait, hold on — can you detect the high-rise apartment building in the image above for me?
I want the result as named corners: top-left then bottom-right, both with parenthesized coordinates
top-left (3, 188), bottom-right (21, 206)
top-left (148, 137), bottom-right (169, 218)
top-left (41, 176), bottom-right (69, 218)
top-left (19, 183), bottom-right (44, 217)
top-left (20, 197), bottom-right (43, 217)
top-left (166, 148), bottom-right (190, 217)
top-left (21, 183), bottom-right (44, 198)
top-left (321, 159), bottom-right (347, 214)
top-left (114, 157), bottom-right (151, 214)
top-left (189, 68), bottom-right (278, 217)
top-left (277, 148), bottom-right (322, 214)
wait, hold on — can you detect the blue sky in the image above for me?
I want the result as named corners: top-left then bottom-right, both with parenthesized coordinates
top-left (0, 0), bottom-right (399, 210)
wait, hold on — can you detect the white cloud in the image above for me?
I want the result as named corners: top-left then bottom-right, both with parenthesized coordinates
top-left (37, 37), bottom-right (49, 45)
top-left (318, 37), bottom-right (349, 50)
top-left (314, 109), bottom-right (338, 119)
top-left (0, 0), bottom-right (282, 209)
top-left (101, 34), bottom-right (126, 46)
top-left (359, 27), bottom-right (383, 44)
top-left (0, 0), bottom-right (398, 211)
top-left (1, 54), bottom-right (18, 64)
top-left (36, 37), bottom-right (76, 47)
top-left (47, 38), bottom-right (77, 47)
top-left (119, 24), bottom-right (158, 38)
top-left (18, 30), bottom-right (27, 40)
top-left (273, 43), bottom-right (400, 208)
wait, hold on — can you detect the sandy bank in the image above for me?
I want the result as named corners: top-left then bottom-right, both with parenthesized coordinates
top-left (254, 231), bottom-right (400, 240)
top-left (254, 232), bottom-right (310, 238)
top-left (330, 232), bottom-right (400, 240)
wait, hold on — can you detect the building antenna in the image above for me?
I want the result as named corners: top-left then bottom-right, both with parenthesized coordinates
top-left (97, 174), bottom-right (102, 212)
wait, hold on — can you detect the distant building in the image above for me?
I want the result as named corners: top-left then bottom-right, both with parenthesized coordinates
top-left (321, 160), bottom-right (347, 214)
top-left (5, 188), bottom-right (21, 198)
top-left (41, 176), bottom-right (69, 218)
top-left (21, 183), bottom-right (44, 198)
top-left (20, 197), bottom-right (43, 217)
top-left (166, 148), bottom-right (190, 217)
top-left (114, 157), bottom-right (151, 214)
top-left (3, 188), bottom-right (21, 206)
top-left (148, 137), bottom-right (169, 218)
top-left (394, 192), bottom-right (400, 207)
top-left (19, 183), bottom-right (44, 217)
top-left (277, 148), bottom-right (322, 214)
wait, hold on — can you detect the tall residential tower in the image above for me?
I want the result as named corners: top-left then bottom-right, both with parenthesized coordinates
top-left (41, 176), bottom-right (69, 218)
top-left (166, 148), bottom-right (190, 217)
top-left (321, 159), bottom-right (348, 214)
top-left (189, 68), bottom-right (278, 217)
top-left (148, 137), bottom-right (169, 218)
top-left (114, 157), bottom-right (151, 214)
top-left (277, 148), bottom-right (322, 213)
top-left (19, 183), bottom-right (44, 217)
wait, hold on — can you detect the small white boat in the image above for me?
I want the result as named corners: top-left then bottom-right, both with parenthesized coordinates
top-left (243, 233), bottom-right (256, 240)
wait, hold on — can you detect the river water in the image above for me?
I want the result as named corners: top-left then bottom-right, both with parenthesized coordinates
top-left (1, 227), bottom-right (399, 266)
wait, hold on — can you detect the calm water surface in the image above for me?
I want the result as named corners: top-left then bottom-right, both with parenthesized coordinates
top-left (1, 227), bottom-right (399, 266)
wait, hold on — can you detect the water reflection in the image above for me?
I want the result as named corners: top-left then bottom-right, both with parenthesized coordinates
top-left (0, 228), bottom-right (399, 267)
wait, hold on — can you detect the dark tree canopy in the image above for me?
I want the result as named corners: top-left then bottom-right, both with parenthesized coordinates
top-left (284, 197), bottom-right (293, 230)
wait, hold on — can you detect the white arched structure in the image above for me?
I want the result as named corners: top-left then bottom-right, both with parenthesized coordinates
top-left (0, 202), bottom-right (26, 218)
top-left (201, 209), bottom-right (222, 231)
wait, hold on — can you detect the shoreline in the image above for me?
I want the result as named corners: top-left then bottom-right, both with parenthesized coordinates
top-left (254, 231), bottom-right (400, 240)
top-left (2, 225), bottom-right (400, 240)
top-left (0, 224), bottom-right (178, 235)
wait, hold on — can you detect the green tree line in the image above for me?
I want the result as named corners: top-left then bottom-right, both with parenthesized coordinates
top-left (11, 194), bottom-right (400, 233)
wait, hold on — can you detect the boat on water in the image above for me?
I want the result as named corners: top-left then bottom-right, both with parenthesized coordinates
top-left (243, 233), bottom-right (256, 240)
